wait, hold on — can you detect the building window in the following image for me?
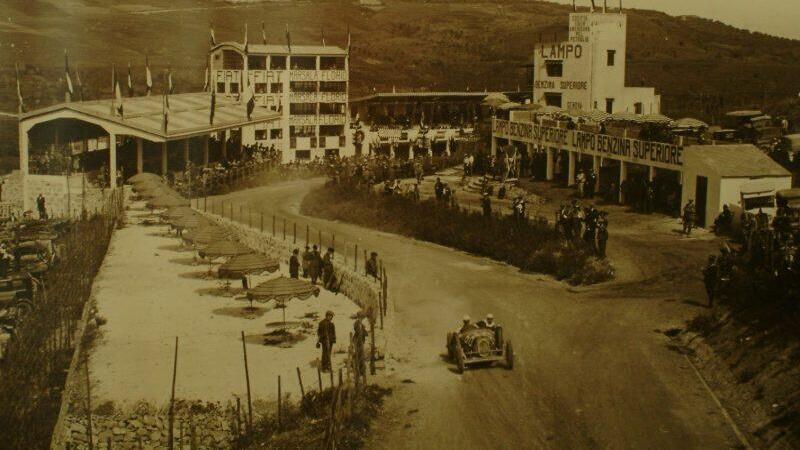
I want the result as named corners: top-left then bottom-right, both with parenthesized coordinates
top-left (320, 125), bottom-right (344, 136)
top-left (634, 102), bottom-right (643, 114)
top-left (325, 148), bottom-right (340, 158)
top-left (270, 82), bottom-right (283, 93)
top-left (290, 125), bottom-right (315, 137)
top-left (290, 103), bottom-right (316, 115)
top-left (545, 60), bottom-right (563, 78)
top-left (319, 103), bottom-right (345, 115)
top-left (254, 129), bottom-right (268, 140)
top-left (270, 129), bottom-right (283, 139)
top-left (607, 50), bottom-right (616, 66)
top-left (254, 82), bottom-right (268, 94)
top-left (605, 98), bottom-right (614, 113)
top-left (544, 93), bottom-right (562, 108)
top-left (229, 82), bottom-right (240, 94)
top-left (222, 50), bottom-right (244, 70)
top-left (320, 57), bottom-right (345, 70)
top-left (291, 56), bottom-right (317, 70)
top-left (248, 56), bottom-right (267, 70)
top-left (216, 82), bottom-right (226, 93)
top-left (290, 81), bottom-right (317, 93)
top-left (270, 56), bottom-right (287, 70)
top-left (320, 81), bottom-right (346, 92)
top-left (295, 150), bottom-right (311, 160)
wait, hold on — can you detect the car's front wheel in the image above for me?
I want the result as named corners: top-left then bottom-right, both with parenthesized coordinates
top-left (505, 341), bottom-right (514, 370)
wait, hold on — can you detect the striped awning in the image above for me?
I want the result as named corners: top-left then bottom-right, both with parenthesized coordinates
top-left (183, 225), bottom-right (231, 245)
top-left (218, 253), bottom-right (280, 278)
top-left (199, 239), bottom-right (253, 258)
top-left (246, 276), bottom-right (321, 303)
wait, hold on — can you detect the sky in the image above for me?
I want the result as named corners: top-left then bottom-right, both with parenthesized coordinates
top-left (552, 0), bottom-right (800, 40)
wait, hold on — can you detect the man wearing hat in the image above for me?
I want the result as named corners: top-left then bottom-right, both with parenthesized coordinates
top-left (317, 311), bottom-right (336, 372)
top-left (365, 252), bottom-right (379, 279)
top-left (459, 315), bottom-right (477, 334)
top-left (352, 311), bottom-right (368, 377)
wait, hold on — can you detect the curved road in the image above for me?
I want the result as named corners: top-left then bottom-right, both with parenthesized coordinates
top-left (213, 178), bottom-right (739, 449)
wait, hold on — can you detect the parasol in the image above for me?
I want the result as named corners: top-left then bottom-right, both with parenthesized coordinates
top-left (670, 117), bottom-right (708, 129)
top-left (218, 253), bottom-right (280, 279)
top-left (161, 206), bottom-right (195, 220)
top-left (641, 113), bottom-right (673, 124)
top-left (170, 213), bottom-right (211, 230)
top-left (246, 276), bottom-right (321, 326)
top-left (199, 239), bottom-right (253, 258)
top-left (536, 105), bottom-right (565, 115)
top-left (522, 103), bottom-right (543, 111)
top-left (497, 101), bottom-right (522, 111)
top-left (587, 109), bottom-right (612, 123)
top-left (609, 111), bottom-right (642, 123)
top-left (127, 172), bottom-right (162, 184)
top-left (183, 225), bottom-right (231, 245)
top-left (482, 93), bottom-right (511, 107)
top-left (146, 195), bottom-right (190, 209)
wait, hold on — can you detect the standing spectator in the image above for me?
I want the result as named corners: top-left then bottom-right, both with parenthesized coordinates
top-left (322, 247), bottom-right (336, 291)
top-left (682, 200), bottom-right (696, 236)
top-left (352, 311), bottom-right (368, 378)
top-left (702, 256), bottom-right (718, 308)
top-left (434, 177), bottom-right (444, 201)
top-left (301, 245), bottom-right (311, 278)
top-left (289, 249), bottom-right (300, 279)
top-left (481, 192), bottom-right (492, 217)
top-left (317, 310), bottom-right (336, 372)
top-left (36, 193), bottom-right (47, 220)
top-left (365, 252), bottom-right (378, 279)
top-left (309, 245), bottom-right (322, 285)
top-left (596, 212), bottom-right (609, 258)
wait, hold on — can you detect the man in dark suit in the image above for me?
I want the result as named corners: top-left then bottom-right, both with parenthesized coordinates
top-left (317, 311), bottom-right (336, 372)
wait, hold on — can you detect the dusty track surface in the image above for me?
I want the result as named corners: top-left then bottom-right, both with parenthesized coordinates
top-left (212, 177), bottom-right (741, 449)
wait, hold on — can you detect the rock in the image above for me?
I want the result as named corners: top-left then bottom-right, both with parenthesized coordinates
top-left (112, 426), bottom-right (126, 436)
top-left (143, 415), bottom-right (157, 427)
top-left (128, 419), bottom-right (142, 429)
top-left (71, 423), bottom-right (87, 434)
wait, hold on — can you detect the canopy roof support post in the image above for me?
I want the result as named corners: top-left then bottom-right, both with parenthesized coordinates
top-left (136, 138), bottom-right (144, 174)
top-left (222, 130), bottom-right (229, 160)
top-left (109, 132), bottom-right (117, 188)
top-left (649, 166), bottom-right (656, 182)
top-left (619, 160), bottom-right (628, 204)
top-left (546, 147), bottom-right (554, 181)
top-left (567, 150), bottom-right (576, 186)
top-left (183, 139), bottom-right (190, 169)
top-left (203, 135), bottom-right (210, 167)
top-left (161, 142), bottom-right (168, 175)
top-left (593, 155), bottom-right (601, 193)
top-left (19, 122), bottom-right (30, 211)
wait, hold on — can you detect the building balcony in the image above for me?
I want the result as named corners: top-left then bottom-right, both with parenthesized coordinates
top-left (288, 115), bottom-right (318, 126)
top-left (318, 114), bottom-right (346, 125)
top-left (319, 70), bottom-right (347, 82)
top-left (290, 92), bottom-right (318, 103)
top-left (318, 92), bottom-right (347, 103)
top-left (289, 70), bottom-right (318, 81)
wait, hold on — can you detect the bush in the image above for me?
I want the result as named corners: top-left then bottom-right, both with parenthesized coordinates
top-left (302, 185), bottom-right (614, 285)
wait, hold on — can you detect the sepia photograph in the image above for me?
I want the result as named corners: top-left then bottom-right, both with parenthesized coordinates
top-left (0, 0), bottom-right (799, 448)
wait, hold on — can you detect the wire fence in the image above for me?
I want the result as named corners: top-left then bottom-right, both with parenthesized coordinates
top-left (0, 188), bottom-right (124, 450)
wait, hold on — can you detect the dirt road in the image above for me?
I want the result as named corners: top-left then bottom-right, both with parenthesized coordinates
top-left (212, 178), bottom-right (740, 449)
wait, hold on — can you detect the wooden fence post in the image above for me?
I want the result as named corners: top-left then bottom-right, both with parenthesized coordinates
top-left (296, 367), bottom-right (305, 399)
top-left (317, 366), bottom-right (323, 391)
top-left (283, 218), bottom-right (286, 240)
top-left (318, 230), bottom-right (322, 247)
top-left (277, 375), bottom-right (282, 430)
top-left (306, 224), bottom-right (309, 246)
top-left (168, 336), bottom-right (179, 450)
top-left (84, 361), bottom-right (94, 450)
top-left (370, 317), bottom-right (376, 376)
top-left (272, 215), bottom-right (276, 237)
top-left (354, 244), bottom-right (358, 272)
top-left (241, 331), bottom-right (253, 434)
top-left (293, 222), bottom-right (297, 244)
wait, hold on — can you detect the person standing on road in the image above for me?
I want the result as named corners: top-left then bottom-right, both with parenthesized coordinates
top-left (301, 245), bottom-right (311, 278)
top-left (352, 311), bottom-right (368, 377)
top-left (596, 213), bottom-right (609, 258)
top-left (702, 256), bottom-right (718, 308)
top-left (322, 247), bottom-right (336, 291)
top-left (365, 252), bottom-right (379, 279)
top-left (289, 249), bottom-right (300, 279)
top-left (481, 192), bottom-right (492, 218)
top-left (683, 200), bottom-right (696, 236)
top-left (36, 193), bottom-right (47, 221)
top-left (309, 245), bottom-right (322, 285)
top-left (317, 310), bottom-right (336, 372)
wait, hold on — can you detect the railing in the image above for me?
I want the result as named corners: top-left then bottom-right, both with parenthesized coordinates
top-left (319, 70), bottom-right (347, 82)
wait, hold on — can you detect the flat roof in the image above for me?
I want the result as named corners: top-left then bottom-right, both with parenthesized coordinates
top-left (19, 92), bottom-right (280, 142)
top-left (351, 91), bottom-right (505, 103)
top-left (685, 144), bottom-right (792, 178)
top-left (211, 42), bottom-right (347, 56)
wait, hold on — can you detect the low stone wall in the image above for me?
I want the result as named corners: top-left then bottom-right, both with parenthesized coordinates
top-left (198, 211), bottom-right (383, 315)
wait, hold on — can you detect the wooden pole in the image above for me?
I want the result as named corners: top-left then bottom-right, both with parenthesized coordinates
top-left (272, 214), bottom-right (276, 236)
top-left (260, 212), bottom-right (264, 232)
top-left (168, 336), bottom-right (179, 450)
top-left (329, 365), bottom-right (334, 387)
top-left (317, 366), bottom-right (323, 391)
top-left (318, 230), bottom-right (322, 247)
top-left (370, 318), bottom-right (376, 375)
top-left (306, 224), bottom-right (309, 246)
top-left (296, 367), bottom-right (305, 399)
top-left (241, 331), bottom-right (253, 434)
top-left (277, 375), bottom-right (282, 430)
top-left (293, 222), bottom-right (297, 244)
top-left (84, 361), bottom-right (94, 450)
top-left (332, 233), bottom-right (335, 252)
top-left (354, 244), bottom-right (358, 271)
top-left (283, 218), bottom-right (286, 240)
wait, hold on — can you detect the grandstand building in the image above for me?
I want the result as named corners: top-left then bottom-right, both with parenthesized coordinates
top-left (209, 42), bottom-right (351, 162)
top-left (533, 9), bottom-right (660, 114)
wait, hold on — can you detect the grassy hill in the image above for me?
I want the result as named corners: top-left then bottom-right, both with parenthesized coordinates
top-left (0, 0), bottom-right (799, 158)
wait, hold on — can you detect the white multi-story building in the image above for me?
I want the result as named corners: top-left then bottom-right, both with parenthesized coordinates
top-left (532, 10), bottom-right (660, 114)
top-left (209, 42), bottom-right (351, 162)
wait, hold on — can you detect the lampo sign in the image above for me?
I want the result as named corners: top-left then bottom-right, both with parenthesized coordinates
top-left (492, 119), bottom-right (684, 169)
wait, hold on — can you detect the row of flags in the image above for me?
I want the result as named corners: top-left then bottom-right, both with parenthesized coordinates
top-left (210, 23), bottom-right (352, 55)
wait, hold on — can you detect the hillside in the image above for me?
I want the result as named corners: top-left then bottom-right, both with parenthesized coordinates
top-left (1, 0), bottom-right (799, 155)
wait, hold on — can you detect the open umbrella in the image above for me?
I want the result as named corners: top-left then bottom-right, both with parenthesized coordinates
top-left (482, 93), bottom-right (510, 108)
top-left (183, 225), bottom-right (231, 245)
top-left (247, 276), bottom-right (321, 325)
top-left (171, 213), bottom-right (211, 230)
top-left (497, 101), bottom-right (522, 110)
top-left (219, 253), bottom-right (280, 279)
top-left (610, 111), bottom-right (642, 123)
top-left (127, 172), bottom-right (162, 184)
top-left (146, 195), bottom-right (189, 209)
top-left (671, 117), bottom-right (708, 129)
top-left (522, 103), bottom-right (543, 111)
top-left (641, 113), bottom-right (673, 124)
top-left (199, 239), bottom-right (253, 258)
top-left (587, 109), bottom-right (612, 123)
top-left (161, 206), bottom-right (195, 220)
top-left (536, 105), bottom-right (564, 116)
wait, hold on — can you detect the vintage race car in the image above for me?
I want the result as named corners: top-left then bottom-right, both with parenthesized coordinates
top-left (446, 326), bottom-right (513, 373)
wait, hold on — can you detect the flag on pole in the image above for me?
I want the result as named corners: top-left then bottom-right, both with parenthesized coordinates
top-left (15, 63), bottom-right (25, 114)
top-left (210, 26), bottom-right (216, 46)
top-left (203, 60), bottom-right (210, 92)
top-left (346, 25), bottom-right (351, 56)
top-left (243, 22), bottom-right (249, 54)
top-left (163, 92), bottom-right (169, 133)
top-left (261, 21), bottom-right (267, 45)
top-left (110, 64), bottom-right (117, 115)
top-left (127, 62), bottom-right (134, 97)
top-left (75, 64), bottom-right (84, 101)
top-left (145, 55), bottom-right (153, 96)
top-left (285, 24), bottom-right (291, 53)
top-left (64, 49), bottom-right (74, 102)
top-left (210, 87), bottom-right (216, 125)
top-left (114, 67), bottom-right (124, 117)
